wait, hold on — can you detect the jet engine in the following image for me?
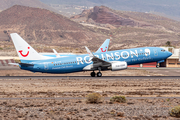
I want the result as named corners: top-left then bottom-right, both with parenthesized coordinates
top-left (108, 61), bottom-right (127, 71)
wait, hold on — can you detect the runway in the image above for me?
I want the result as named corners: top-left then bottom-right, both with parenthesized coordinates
top-left (0, 76), bottom-right (180, 80)
top-left (0, 97), bottom-right (180, 100)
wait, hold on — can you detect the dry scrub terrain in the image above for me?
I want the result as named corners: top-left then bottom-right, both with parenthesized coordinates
top-left (0, 98), bottom-right (179, 119)
top-left (0, 69), bottom-right (179, 119)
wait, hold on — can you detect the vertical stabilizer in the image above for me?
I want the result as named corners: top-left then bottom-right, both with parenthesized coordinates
top-left (96, 39), bottom-right (110, 53)
top-left (10, 33), bottom-right (43, 61)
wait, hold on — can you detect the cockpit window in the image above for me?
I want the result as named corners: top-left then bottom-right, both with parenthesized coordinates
top-left (161, 49), bottom-right (165, 52)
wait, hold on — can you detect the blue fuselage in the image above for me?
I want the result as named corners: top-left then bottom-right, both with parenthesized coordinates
top-left (20, 47), bottom-right (172, 73)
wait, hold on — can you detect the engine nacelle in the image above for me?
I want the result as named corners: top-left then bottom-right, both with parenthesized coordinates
top-left (109, 61), bottom-right (127, 71)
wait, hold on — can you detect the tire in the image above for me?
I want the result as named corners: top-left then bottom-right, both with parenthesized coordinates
top-left (156, 65), bottom-right (159, 68)
top-left (97, 72), bottom-right (102, 77)
top-left (91, 72), bottom-right (96, 77)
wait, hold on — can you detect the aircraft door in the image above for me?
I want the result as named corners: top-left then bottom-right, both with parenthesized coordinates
top-left (44, 63), bottom-right (49, 70)
top-left (153, 49), bottom-right (158, 56)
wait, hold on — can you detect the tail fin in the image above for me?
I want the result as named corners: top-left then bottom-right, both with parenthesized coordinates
top-left (96, 39), bottom-right (110, 53)
top-left (10, 33), bottom-right (45, 61)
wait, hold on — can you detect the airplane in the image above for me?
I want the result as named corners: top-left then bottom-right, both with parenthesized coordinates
top-left (39, 39), bottom-right (110, 58)
top-left (10, 33), bottom-right (172, 77)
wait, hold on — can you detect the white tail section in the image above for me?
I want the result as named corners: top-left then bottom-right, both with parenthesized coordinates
top-left (10, 33), bottom-right (48, 60)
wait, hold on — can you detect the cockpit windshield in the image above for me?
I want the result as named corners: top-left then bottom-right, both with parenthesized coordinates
top-left (161, 49), bottom-right (165, 52)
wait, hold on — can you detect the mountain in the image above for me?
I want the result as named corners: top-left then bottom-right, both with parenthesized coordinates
top-left (71, 6), bottom-right (153, 27)
top-left (71, 6), bottom-right (180, 49)
top-left (40, 0), bottom-right (180, 21)
top-left (0, 5), bottom-right (180, 55)
top-left (0, 5), bottom-right (107, 53)
top-left (0, 0), bottom-right (57, 13)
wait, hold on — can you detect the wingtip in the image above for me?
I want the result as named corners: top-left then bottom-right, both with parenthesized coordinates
top-left (10, 33), bottom-right (18, 36)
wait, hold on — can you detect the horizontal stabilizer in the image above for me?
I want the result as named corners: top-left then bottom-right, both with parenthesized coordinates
top-left (8, 63), bottom-right (19, 66)
top-left (19, 63), bottom-right (34, 67)
top-left (9, 63), bottom-right (34, 67)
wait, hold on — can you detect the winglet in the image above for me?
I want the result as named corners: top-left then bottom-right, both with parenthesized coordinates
top-left (52, 49), bottom-right (60, 57)
top-left (85, 46), bottom-right (94, 58)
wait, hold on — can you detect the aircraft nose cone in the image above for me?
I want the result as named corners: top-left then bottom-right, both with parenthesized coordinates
top-left (168, 51), bottom-right (172, 57)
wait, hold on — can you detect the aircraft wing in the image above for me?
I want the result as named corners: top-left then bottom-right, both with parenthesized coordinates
top-left (91, 55), bottom-right (110, 66)
top-left (85, 46), bottom-right (111, 68)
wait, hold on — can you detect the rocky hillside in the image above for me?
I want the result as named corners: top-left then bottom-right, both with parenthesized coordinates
top-left (0, 5), bottom-right (107, 53)
top-left (71, 6), bottom-right (180, 49)
top-left (0, 5), bottom-right (180, 55)
top-left (71, 6), bottom-right (152, 27)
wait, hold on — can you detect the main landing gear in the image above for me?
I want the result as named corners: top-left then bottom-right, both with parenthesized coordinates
top-left (91, 71), bottom-right (96, 77)
top-left (90, 71), bottom-right (102, 77)
top-left (97, 72), bottom-right (102, 77)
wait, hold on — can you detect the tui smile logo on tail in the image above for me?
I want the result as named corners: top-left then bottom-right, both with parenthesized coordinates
top-left (101, 47), bottom-right (107, 52)
top-left (19, 47), bottom-right (30, 57)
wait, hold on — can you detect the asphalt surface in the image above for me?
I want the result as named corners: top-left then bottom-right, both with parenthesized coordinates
top-left (2, 66), bottom-right (180, 76)
top-left (146, 69), bottom-right (180, 76)
top-left (0, 97), bottom-right (179, 100)
top-left (0, 76), bottom-right (180, 80)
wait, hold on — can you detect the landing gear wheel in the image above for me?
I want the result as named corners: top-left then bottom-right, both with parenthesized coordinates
top-left (97, 72), bottom-right (102, 77)
top-left (156, 65), bottom-right (159, 68)
top-left (91, 72), bottom-right (96, 77)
